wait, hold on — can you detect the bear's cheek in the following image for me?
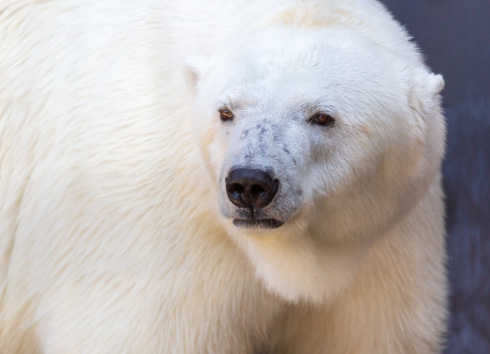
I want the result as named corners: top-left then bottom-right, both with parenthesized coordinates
top-left (208, 140), bottom-right (228, 183)
top-left (197, 122), bottom-right (229, 188)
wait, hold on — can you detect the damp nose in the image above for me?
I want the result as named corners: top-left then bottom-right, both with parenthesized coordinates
top-left (225, 168), bottom-right (279, 208)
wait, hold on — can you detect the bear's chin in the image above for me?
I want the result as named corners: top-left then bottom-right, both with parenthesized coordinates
top-left (241, 226), bottom-right (363, 304)
top-left (223, 213), bottom-right (356, 304)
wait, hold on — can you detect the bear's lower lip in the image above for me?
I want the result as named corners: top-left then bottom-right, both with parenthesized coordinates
top-left (233, 218), bottom-right (284, 229)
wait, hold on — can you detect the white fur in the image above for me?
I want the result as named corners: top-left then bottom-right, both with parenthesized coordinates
top-left (0, 0), bottom-right (447, 353)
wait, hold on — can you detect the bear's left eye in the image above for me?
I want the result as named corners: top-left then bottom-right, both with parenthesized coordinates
top-left (219, 108), bottom-right (234, 122)
top-left (309, 113), bottom-right (335, 127)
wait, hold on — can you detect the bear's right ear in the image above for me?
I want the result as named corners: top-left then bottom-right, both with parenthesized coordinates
top-left (183, 56), bottom-right (209, 95)
top-left (409, 68), bottom-right (445, 115)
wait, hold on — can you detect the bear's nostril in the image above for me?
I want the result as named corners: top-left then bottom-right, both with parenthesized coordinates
top-left (227, 183), bottom-right (244, 202)
top-left (250, 184), bottom-right (265, 198)
top-left (228, 184), bottom-right (244, 194)
top-left (225, 168), bottom-right (278, 209)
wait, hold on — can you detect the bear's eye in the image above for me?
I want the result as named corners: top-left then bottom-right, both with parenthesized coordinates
top-left (219, 108), bottom-right (234, 122)
top-left (309, 113), bottom-right (335, 127)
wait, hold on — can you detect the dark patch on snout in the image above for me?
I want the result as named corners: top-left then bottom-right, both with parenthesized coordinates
top-left (255, 122), bottom-right (270, 137)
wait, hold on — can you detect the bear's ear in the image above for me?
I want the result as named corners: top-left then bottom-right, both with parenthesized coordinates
top-left (183, 56), bottom-right (209, 95)
top-left (409, 68), bottom-right (445, 114)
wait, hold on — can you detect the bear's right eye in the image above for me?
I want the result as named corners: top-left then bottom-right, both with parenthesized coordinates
top-left (219, 109), bottom-right (234, 122)
top-left (308, 112), bottom-right (335, 127)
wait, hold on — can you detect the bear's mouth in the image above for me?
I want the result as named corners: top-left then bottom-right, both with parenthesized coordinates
top-left (233, 218), bottom-right (284, 229)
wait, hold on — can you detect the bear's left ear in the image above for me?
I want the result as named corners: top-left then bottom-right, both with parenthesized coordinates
top-left (409, 68), bottom-right (445, 114)
top-left (183, 55), bottom-right (209, 95)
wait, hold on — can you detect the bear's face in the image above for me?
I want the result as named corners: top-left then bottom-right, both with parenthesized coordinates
top-left (187, 27), bottom-right (443, 237)
top-left (185, 27), bottom-right (444, 301)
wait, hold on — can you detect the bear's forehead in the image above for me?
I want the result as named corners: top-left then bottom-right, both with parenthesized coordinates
top-left (219, 88), bottom-right (329, 118)
top-left (206, 28), bottom-right (402, 119)
top-left (232, 27), bottom-right (382, 64)
top-left (221, 31), bottom-right (391, 89)
top-left (216, 61), bottom-right (391, 113)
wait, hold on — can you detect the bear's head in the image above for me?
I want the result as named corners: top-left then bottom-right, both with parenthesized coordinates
top-left (184, 27), bottom-right (445, 303)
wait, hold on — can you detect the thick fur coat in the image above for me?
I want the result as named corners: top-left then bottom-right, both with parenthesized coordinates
top-left (0, 0), bottom-right (447, 353)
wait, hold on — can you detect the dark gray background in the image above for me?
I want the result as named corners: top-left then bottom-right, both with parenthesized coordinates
top-left (379, 1), bottom-right (490, 353)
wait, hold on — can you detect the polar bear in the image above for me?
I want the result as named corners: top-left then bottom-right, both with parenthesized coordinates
top-left (0, 0), bottom-right (447, 353)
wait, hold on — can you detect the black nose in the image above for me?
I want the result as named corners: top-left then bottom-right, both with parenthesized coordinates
top-left (226, 168), bottom-right (278, 208)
